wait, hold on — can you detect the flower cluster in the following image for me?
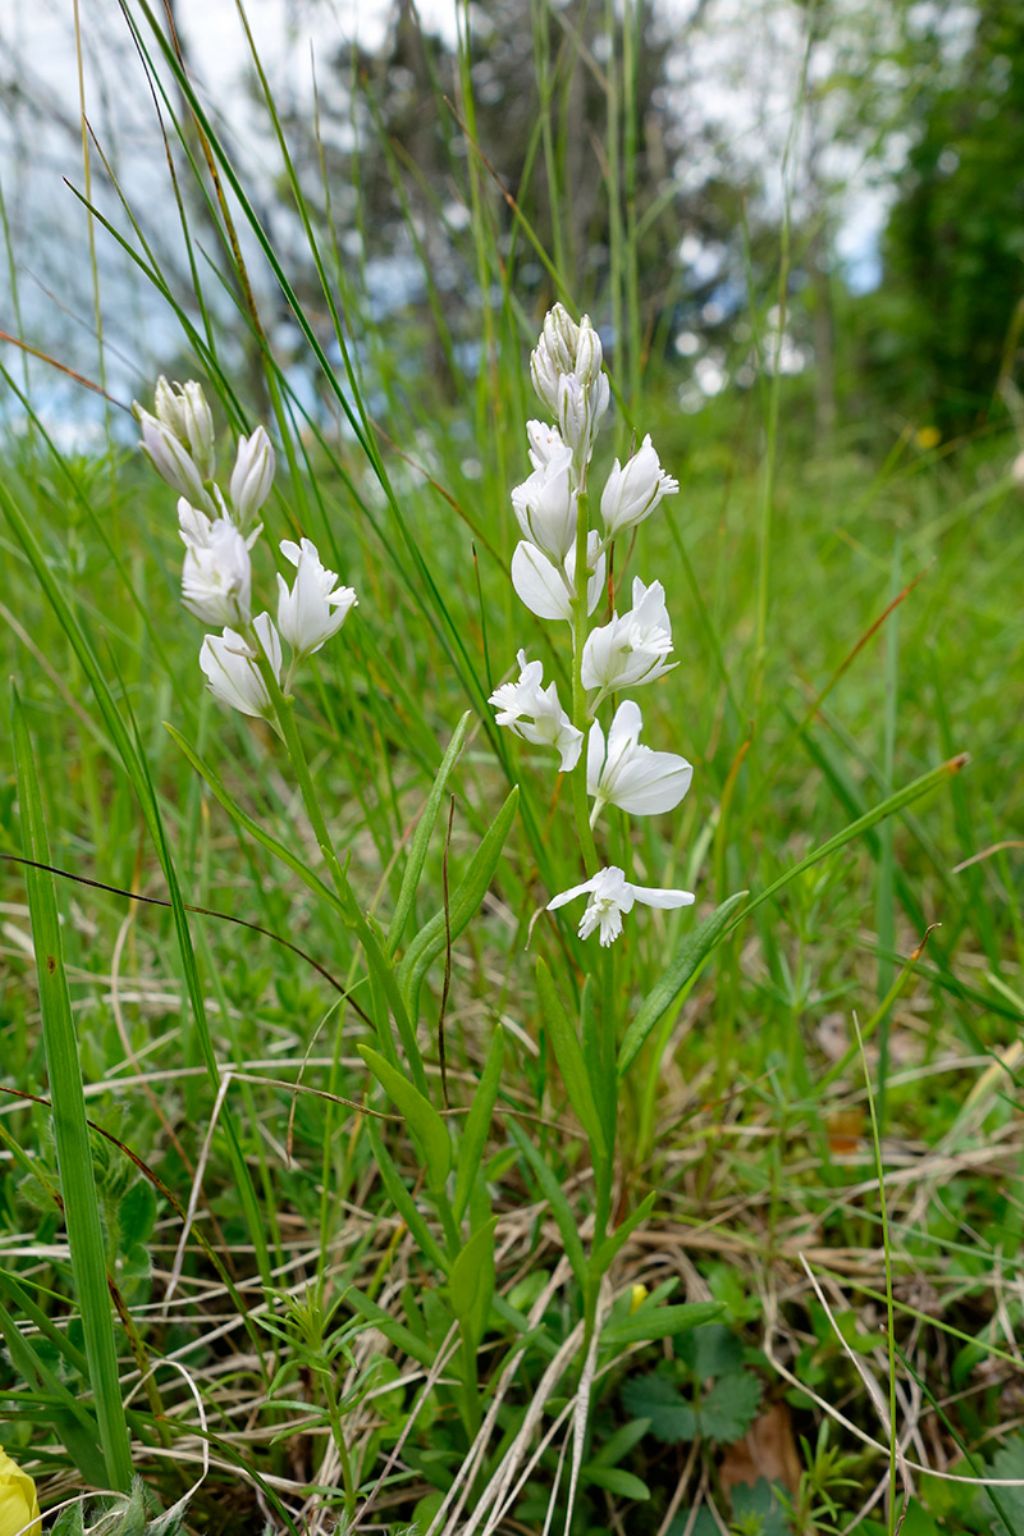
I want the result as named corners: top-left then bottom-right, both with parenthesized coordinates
top-left (489, 305), bottom-right (693, 945)
top-left (134, 380), bottom-right (356, 718)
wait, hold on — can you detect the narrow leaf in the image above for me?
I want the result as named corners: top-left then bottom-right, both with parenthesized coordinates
top-left (618, 893), bottom-right (748, 1076)
top-left (359, 1046), bottom-right (451, 1194)
top-left (454, 1024), bottom-right (505, 1221)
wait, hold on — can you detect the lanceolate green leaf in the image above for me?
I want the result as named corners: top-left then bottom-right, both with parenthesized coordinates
top-left (12, 690), bottom-right (133, 1491)
top-left (536, 959), bottom-right (607, 1161)
top-left (387, 711), bottom-right (472, 956)
top-left (735, 754), bottom-right (969, 929)
top-left (618, 892), bottom-right (749, 1076)
top-left (454, 1025), bottom-right (505, 1222)
top-left (359, 1046), bottom-right (451, 1195)
top-left (398, 786), bottom-right (519, 1014)
top-left (508, 1119), bottom-right (586, 1285)
top-left (602, 1302), bottom-right (722, 1348)
top-left (448, 1218), bottom-right (497, 1349)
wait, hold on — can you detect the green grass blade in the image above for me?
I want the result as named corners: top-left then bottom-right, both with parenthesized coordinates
top-left (12, 689), bottom-right (133, 1491)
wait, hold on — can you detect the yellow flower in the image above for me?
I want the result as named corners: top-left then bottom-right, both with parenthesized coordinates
top-left (628, 1283), bottom-right (649, 1315)
top-left (0, 1449), bottom-right (41, 1536)
top-left (915, 425), bottom-right (941, 451)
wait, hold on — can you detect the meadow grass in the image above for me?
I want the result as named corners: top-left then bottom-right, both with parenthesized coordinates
top-left (1, 2), bottom-right (1023, 1532)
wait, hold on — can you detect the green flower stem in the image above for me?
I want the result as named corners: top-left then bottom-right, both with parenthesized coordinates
top-left (570, 489), bottom-right (600, 876)
top-left (257, 652), bottom-right (429, 1097)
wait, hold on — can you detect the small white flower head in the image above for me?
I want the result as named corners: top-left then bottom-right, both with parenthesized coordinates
top-left (600, 434), bottom-right (679, 537)
top-left (489, 649), bottom-right (583, 772)
top-left (230, 426), bottom-right (276, 528)
top-left (548, 864), bottom-right (694, 946)
top-left (153, 376), bottom-right (216, 479)
top-left (199, 612), bottom-right (282, 720)
top-left (526, 420), bottom-right (568, 472)
top-left (1012, 449), bottom-right (1024, 487)
top-left (511, 446), bottom-right (577, 563)
top-left (510, 530), bottom-right (606, 622)
top-left (276, 537), bottom-right (357, 658)
top-left (134, 405), bottom-right (212, 509)
top-left (557, 371), bottom-right (610, 468)
top-left (581, 577), bottom-right (676, 693)
top-left (178, 501), bottom-right (257, 627)
top-left (587, 699), bottom-right (692, 820)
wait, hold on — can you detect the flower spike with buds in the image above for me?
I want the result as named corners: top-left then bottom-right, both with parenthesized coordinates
top-left (548, 865), bottom-right (694, 947)
top-left (600, 434), bottom-right (679, 537)
top-left (581, 578), bottom-right (676, 694)
top-left (200, 613), bottom-right (282, 720)
top-left (587, 700), bottom-right (692, 822)
top-left (489, 650), bottom-right (583, 772)
top-left (230, 426), bottom-right (276, 529)
top-left (276, 538), bottom-right (358, 658)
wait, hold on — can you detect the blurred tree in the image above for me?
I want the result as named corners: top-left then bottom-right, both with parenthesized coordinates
top-left (874, 0), bottom-right (1024, 431)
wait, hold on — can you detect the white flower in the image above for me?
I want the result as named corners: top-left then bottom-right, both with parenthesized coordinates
top-left (557, 371), bottom-right (610, 466)
top-left (581, 578), bottom-right (676, 692)
top-left (199, 613), bottom-right (282, 720)
top-left (600, 435), bottom-right (679, 536)
top-left (526, 420), bottom-right (568, 472)
top-left (489, 649), bottom-right (583, 771)
top-left (153, 376), bottom-right (216, 479)
top-left (1012, 449), bottom-right (1024, 487)
top-left (587, 699), bottom-right (692, 819)
top-left (276, 537), bottom-right (357, 657)
top-left (178, 501), bottom-right (257, 627)
top-left (230, 426), bottom-right (276, 527)
top-left (510, 531), bottom-right (606, 622)
top-left (543, 303), bottom-right (580, 373)
top-left (548, 864), bottom-right (694, 946)
top-left (135, 406), bottom-right (211, 508)
top-left (511, 446), bottom-right (577, 562)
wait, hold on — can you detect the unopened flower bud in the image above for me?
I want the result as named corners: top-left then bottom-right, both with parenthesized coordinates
top-left (543, 303), bottom-right (579, 374)
top-left (230, 426), bottom-right (275, 528)
top-left (530, 338), bottom-right (562, 417)
top-left (574, 315), bottom-right (603, 385)
top-left (134, 404), bottom-right (211, 509)
top-left (153, 376), bottom-right (216, 479)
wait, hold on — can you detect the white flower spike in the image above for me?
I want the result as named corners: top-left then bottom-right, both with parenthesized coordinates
top-left (587, 699), bottom-right (692, 820)
top-left (489, 650), bottom-right (583, 772)
top-left (600, 434), bottom-right (679, 537)
top-left (548, 865), bottom-right (694, 946)
top-left (199, 613), bottom-right (282, 720)
top-left (153, 376), bottom-right (216, 479)
top-left (581, 577), bottom-right (676, 693)
top-left (511, 446), bottom-right (577, 563)
top-left (179, 502), bottom-right (257, 627)
top-left (230, 426), bottom-right (276, 528)
top-left (276, 538), bottom-right (357, 658)
top-left (510, 531), bottom-right (606, 623)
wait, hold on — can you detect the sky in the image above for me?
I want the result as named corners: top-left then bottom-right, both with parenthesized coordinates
top-left (0, 0), bottom-right (908, 430)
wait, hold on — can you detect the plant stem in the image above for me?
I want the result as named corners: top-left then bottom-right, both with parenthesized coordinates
top-left (570, 489), bottom-right (600, 875)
